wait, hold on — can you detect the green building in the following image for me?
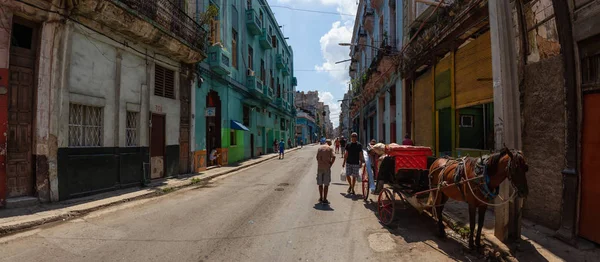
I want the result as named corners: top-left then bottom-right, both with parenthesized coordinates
top-left (193, 0), bottom-right (297, 170)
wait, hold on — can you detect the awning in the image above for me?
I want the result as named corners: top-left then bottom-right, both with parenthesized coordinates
top-left (230, 120), bottom-right (250, 131)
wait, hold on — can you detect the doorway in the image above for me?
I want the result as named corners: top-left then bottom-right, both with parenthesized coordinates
top-left (6, 18), bottom-right (38, 197)
top-left (206, 91), bottom-right (221, 166)
top-left (250, 133), bottom-right (255, 158)
top-left (150, 114), bottom-right (166, 179)
top-left (580, 93), bottom-right (600, 244)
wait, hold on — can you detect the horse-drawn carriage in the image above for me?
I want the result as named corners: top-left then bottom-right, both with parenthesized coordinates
top-left (362, 144), bottom-right (530, 249)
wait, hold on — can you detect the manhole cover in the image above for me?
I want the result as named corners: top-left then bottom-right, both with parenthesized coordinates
top-left (278, 183), bottom-right (289, 186)
top-left (275, 188), bottom-right (284, 191)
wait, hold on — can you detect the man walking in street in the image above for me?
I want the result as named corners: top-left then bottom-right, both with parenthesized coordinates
top-left (279, 139), bottom-right (286, 159)
top-left (316, 139), bottom-right (335, 204)
top-left (339, 136), bottom-right (347, 158)
top-left (342, 132), bottom-right (364, 195)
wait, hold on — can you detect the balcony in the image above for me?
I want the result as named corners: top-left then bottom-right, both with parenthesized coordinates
top-left (275, 97), bottom-right (284, 108)
top-left (276, 54), bottom-right (286, 69)
top-left (208, 45), bottom-right (231, 75)
top-left (292, 77), bottom-right (298, 86)
top-left (281, 66), bottom-right (290, 76)
top-left (259, 30), bottom-right (274, 49)
top-left (74, 0), bottom-right (208, 63)
top-left (246, 9), bottom-right (263, 36)
top-left (247, 75), bottom-right (264, 97)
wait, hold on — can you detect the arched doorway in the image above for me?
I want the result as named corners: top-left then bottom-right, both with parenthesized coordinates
top-left (206, 91), bottom-right (221, 166)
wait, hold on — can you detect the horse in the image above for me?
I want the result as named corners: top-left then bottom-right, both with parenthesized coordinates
top-left (428, 147), bottom-right (529, 249)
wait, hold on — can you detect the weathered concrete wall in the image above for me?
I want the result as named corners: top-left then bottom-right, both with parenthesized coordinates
top-left (521, 55), bottom-right (565, 229)
top-left (150, 60), bottom-right (180, 146)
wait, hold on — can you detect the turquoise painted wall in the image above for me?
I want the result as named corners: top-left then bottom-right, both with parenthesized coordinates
top-left (194, 0), bottom-right (296, 164)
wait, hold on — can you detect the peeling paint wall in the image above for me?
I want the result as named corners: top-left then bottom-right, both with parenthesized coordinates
top-left (513, 0), bottom-right (566, 229)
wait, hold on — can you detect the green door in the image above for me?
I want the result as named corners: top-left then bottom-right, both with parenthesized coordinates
top-left (439, 108), bottom-right (452, 156)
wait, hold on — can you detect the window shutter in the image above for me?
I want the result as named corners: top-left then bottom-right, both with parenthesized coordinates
top-left (155, 64), bottom-right (175, 99)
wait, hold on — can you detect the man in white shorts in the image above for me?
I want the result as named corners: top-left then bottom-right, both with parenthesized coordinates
top-left (316, 139), bottom-right (335, 204)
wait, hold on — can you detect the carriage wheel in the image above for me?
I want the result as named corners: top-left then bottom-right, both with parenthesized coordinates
top-left (362, 166), bottom-right (369, 201)
top-left (377, 188), bottom-right (395, 226)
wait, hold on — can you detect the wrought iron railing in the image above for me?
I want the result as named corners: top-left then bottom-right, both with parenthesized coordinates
top-left (114, 0), bottom-right (208, 53)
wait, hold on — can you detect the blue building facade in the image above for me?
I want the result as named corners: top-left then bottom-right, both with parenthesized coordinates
top-left (193, 0), bottom-right (296, 170)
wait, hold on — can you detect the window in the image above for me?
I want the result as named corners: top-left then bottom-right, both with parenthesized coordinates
top-left (248, 45), bottom-right (253, 70)
top-left (230, 130), bottom-right (237, 146)
top-left (270, 70), bottom-right (274, 90)
top-left (272, 35), bottom-right (277, 48)
top-left (260, 59), bottom-right (265, 83)
top-left (460, 115), bottom-right (474, 128)
top-left (155, 64), bottom-right (175, 99)
top-left (259, 10), bottom-right (264, 24)
top-left (126, 111), bottom-right (139, 147)
top-left (231, 5), bottom-right (238, 30)
top-left (69, 104), bottom-right (103, 147)
top-left (243, 106), bottom-right (250, 126)
top-left (232, 29), bottom-right (238, 69)
top-left (247, 0), bottom-right (252, 9)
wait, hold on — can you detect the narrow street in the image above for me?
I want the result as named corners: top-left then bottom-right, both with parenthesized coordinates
top-left (0, 145), bottom-right (479, 262)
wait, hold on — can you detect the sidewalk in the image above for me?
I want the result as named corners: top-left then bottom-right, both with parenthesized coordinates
top-left (0, 147), bottom-right (300, 237)
top-left (442, 201), bottom-right (599, 262)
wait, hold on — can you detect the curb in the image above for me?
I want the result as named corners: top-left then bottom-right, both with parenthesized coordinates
top-left (0, 148), bottom-right (301, 237)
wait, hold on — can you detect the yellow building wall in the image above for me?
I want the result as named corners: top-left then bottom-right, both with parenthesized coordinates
top-left (413, 69), bottom-right (434, 149)
top-left (455, 31), bottom-right (493, 108)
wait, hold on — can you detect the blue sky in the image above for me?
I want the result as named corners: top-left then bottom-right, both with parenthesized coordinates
top-left (266, 0), bottom-right (358, 127)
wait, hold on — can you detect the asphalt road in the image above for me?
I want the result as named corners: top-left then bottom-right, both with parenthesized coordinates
top-left (0, 145), bottom-right (480, 262)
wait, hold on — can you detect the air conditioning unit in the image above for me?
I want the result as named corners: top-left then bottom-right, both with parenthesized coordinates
top-left (247, 69), bottom-right (255, 76)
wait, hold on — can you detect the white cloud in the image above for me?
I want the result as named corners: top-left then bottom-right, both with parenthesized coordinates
top-left (319, 91), bottom-right (341, 128)
top-left (314, 20), bottom-right (354, 88)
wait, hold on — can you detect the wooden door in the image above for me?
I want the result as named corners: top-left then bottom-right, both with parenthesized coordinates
top-left (206, 91), bottom-right (221, 166)
top-left (7, 19), bottom-right (37, 197)
top-left (179, 69), bottom-right (191, 174)
top-left (580, 93), bottom-right (600, 244)
top-left (250, 134), bottom-right (254, 158)
top-left (150, 114), bottom-right (166, 179)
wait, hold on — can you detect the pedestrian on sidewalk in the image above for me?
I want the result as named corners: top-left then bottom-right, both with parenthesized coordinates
top-left (278, 139), bottom-right (286, 159)
top-left (339, 136), bottom-right (347, 158)
top-left (342, 132), bottom-right (364, 195)
top-left (287, 138), bottom-right (292, 149)
top-left (316, 139), bottom-right (335, 204)
top-left (273, 139), bottom-right (278, 154)
top-left (209, 148), bottom-right (220, 167)
top-left (335, 137), bottom-right (341, 154)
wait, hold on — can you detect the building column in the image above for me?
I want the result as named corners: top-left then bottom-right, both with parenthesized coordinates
top-left (384, 89), bottom-right (391, 143)
top-left (489, 0), bottom-right (522, 242)
top-left (395, 78), bottom-right (403, 141)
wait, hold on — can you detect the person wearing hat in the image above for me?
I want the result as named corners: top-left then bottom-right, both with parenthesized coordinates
top-left (342, 132), bottom-right (365, 195)
top-left (316, 139), bottom-right (335, 204)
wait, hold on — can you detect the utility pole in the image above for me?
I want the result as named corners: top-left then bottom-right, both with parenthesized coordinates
top-left (489, 0), bottom-right (522, 242)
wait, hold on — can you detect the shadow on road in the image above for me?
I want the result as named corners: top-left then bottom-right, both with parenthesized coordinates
top-left (362, 199), bottom-right (502, 261)
top-left (313, 203), bottom-right (334, 211)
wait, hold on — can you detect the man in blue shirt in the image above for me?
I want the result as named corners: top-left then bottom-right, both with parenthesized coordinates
top-left (278, 139), bottom-right (286, 159)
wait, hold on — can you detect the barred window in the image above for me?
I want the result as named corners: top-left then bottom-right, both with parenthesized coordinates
top-left (155, 64), bottom-right (176, 99)
top-left (69, 104), bottom-right (103, 147)
top-left (126, 111), bottom-right (139, 147)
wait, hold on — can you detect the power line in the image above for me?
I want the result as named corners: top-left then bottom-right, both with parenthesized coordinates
top-left (267, 5), bottom-right (355, 17)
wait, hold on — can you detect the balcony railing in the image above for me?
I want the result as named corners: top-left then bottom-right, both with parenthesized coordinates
top-left (115, 0), bottom-right (208, 53)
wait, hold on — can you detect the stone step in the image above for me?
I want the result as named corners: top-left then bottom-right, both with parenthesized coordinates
top-left (5, 196), bottom-right (38, 209)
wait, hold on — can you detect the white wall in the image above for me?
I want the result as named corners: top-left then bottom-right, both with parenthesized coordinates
top-left (61, 26), bottom-right (181, 148)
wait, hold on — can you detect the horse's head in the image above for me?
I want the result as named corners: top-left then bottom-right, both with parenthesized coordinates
top-left (507, 150), bottom-right (529, 198)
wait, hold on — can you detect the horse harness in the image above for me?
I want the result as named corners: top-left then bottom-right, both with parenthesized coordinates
top-left (433, 156), bottom-right (499, 201)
